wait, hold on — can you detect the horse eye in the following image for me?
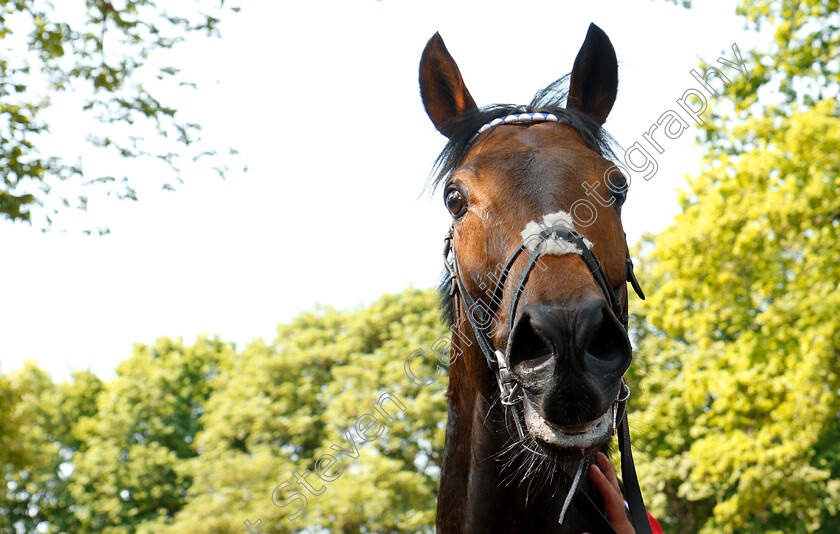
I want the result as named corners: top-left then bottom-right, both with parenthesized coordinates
top-left (608, 175), bottom-right (628, 207)
top-left (445, 189), bottom-right (467, 217)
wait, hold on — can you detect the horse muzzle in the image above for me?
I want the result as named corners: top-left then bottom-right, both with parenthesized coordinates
top-left (507, 298), bottom-right (632, 450)
top-left (524, 397), bottom-right (612, 449)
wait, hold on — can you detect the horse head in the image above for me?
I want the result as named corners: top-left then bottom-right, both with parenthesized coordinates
top-left (420, 23), bottom-right (648, 533)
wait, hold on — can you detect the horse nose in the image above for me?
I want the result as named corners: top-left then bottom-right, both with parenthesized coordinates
top-left (508, 299), bottom-right (631, 386)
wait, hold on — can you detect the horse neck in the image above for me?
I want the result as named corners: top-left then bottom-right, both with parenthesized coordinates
top-left (437, 315), bottom-right (598, 534)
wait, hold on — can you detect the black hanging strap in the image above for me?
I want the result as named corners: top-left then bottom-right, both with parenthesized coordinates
top-left (619, 415), bottom-right (653, 534)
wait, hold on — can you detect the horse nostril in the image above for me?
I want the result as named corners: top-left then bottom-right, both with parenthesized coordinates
top-left (508, 312), bottom-right (555, 383)
top-left (579, 299), bottom-right (632, 377)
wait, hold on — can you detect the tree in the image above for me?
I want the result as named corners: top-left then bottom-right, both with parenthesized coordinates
top-left (0, 0), bottom-right (237, 231)
top-left (0, 338), bottom-right (232, 534)
top-left (68, 336), bottom-right (233, 533)
top-left (146, 287), bottom-right (448, 534)
top-left (1, 289), bottom-right (448, 534)
top-left (698, 0), bottom-right (840, 144)
top-left (0, 363), bottom-right (103, 534)
top-left (631, 2), bottom-right (840, 532)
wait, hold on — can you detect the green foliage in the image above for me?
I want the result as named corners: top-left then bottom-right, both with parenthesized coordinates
top-left (628, 3), bottom-right (840, 531)
top-left (628, 2), bottom-right (840, 527)
top-left (0, 289), bottom-right (448, 533)
top-left (698, 0), bottom-right (840, 148)
top-left (0, 363), bottom-right (103, 534)
top-left (0, 0), bottom-right (236, 230)
top-left (151, 287), bottom-right (448, 534)
top-left (68, 336), bottom-right (234, 533)
top-left (0, 337), bottom-right (232, 533)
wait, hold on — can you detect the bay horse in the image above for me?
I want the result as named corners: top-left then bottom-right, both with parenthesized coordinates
top-left (419, 24), bottom-right (651, 533)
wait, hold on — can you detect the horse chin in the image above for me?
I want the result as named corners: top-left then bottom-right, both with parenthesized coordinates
top-left (522, 396), bottom-right (613, 454)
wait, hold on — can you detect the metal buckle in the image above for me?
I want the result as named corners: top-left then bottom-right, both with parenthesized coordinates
top-left (617, 380), bottom-right (631, 402)
top-left (494, 350), bottom-right (521, 405)
top-left (443, 229), bottom-right (459, 295)
top-left (613, 380), bottom-right (631, 434)
top-left (495, 350), bottom-right (526, 439)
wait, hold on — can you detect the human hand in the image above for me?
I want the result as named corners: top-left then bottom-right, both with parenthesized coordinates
top-left (584, 451), bottom-right (636, 534)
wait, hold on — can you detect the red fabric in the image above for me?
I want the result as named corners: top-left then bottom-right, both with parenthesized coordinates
top-left (646, 510), bottom-right (664, 534)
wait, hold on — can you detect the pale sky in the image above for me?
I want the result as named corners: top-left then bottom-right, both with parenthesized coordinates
top-left (0, 0), bottom-right (762, 380)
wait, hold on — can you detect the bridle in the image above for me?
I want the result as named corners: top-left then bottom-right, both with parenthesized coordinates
top-left (441, 112), bottom-right (652, 534)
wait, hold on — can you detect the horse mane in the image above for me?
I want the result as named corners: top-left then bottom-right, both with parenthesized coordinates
top-left (438, 271), bottom-right (455, 326)
top-left (432, 74), bottom-right (624, 326)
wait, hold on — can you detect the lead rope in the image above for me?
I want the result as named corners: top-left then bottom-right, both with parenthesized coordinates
top-left (559, 459), bottom-right (586, 525)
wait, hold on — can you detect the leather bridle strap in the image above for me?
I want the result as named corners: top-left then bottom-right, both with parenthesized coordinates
top-left (500, 224), bottom-right (626, 334)
top-left (619, 413), bottom-right (652, 534)
top-left (506, 244), bottom-right (545, 331)
top-left (537, 226), bottom-right (621, 318)
top-left (449, 251), bottom-right (500, 370)
top-left (445, 224), bottom-right (626, 399)
top-left (444, 224), bottom-right (652, 533)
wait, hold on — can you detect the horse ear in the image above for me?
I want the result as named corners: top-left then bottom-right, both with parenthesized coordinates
top-left (419, 33), bottom-right (478, 138)
top-left (567, 23), bottom-right (618, 126)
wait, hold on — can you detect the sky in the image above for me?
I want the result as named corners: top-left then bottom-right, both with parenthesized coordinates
top-left (0, 0), bottom-right (764, 380)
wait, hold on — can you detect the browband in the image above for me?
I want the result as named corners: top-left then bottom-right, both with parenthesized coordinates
top-left (468, 112), bottom-right (568, 144)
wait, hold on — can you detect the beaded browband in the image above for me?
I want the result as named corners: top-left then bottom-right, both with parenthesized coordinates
top-left (468, 112), bottom-right (568, 144)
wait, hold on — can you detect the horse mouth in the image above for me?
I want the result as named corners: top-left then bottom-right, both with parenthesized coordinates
top-left (522, 397), bottom-right (613, 450)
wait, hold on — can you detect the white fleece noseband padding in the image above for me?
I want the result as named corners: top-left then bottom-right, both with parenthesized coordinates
top-left (520, 210), bottom-right (593, 256)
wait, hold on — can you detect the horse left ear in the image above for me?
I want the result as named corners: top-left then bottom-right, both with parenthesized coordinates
top-left (567, 23), bottom-right (618, 126)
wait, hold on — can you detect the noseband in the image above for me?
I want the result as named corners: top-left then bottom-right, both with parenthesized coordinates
top-left (442, 113), bottom-right (652, 534)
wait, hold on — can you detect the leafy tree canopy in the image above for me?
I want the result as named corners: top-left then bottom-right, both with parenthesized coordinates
top-left (150, 288), bottom-right (448, 534)
top-left (632, 1), bottom-right (840, 532)
top-left (700, 0), bottom-right (840, 145)
top-left (0, 289), bottom-right (448, 534)
top-left (0, 0), bottom-right (237, 231)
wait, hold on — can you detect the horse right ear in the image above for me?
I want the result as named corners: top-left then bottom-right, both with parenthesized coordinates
top-left (419, 33), bottom-right (478, 138)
